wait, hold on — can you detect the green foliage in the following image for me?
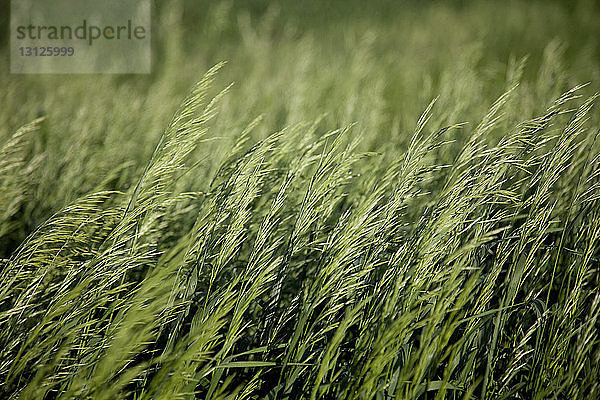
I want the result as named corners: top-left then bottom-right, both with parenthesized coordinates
top-left (1, 0), bottom-right (600, 398)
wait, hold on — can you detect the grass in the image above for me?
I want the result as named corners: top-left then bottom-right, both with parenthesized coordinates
top-left (1, 0), bottom-right (600, 398)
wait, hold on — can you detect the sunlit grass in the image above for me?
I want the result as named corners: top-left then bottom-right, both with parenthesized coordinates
top-left (1, 1), bottom-right (600, 398)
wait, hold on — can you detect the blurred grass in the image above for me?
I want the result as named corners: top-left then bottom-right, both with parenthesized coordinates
top-left (1, 0), bottom-right (599, 221)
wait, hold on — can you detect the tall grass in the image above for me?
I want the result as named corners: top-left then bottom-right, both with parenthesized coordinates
top-left (1, 0), bottom-right (600, 398)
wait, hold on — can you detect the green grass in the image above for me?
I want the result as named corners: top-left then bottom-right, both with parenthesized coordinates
top-left (1, 0), bottom-right (600, 398)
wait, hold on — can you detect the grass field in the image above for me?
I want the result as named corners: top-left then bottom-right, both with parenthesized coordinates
top-left (1, 0), bottom-right (600, 398)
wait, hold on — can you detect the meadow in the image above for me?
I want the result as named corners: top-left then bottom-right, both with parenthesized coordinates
top-left (1, 0), bottom-right (600, 398)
